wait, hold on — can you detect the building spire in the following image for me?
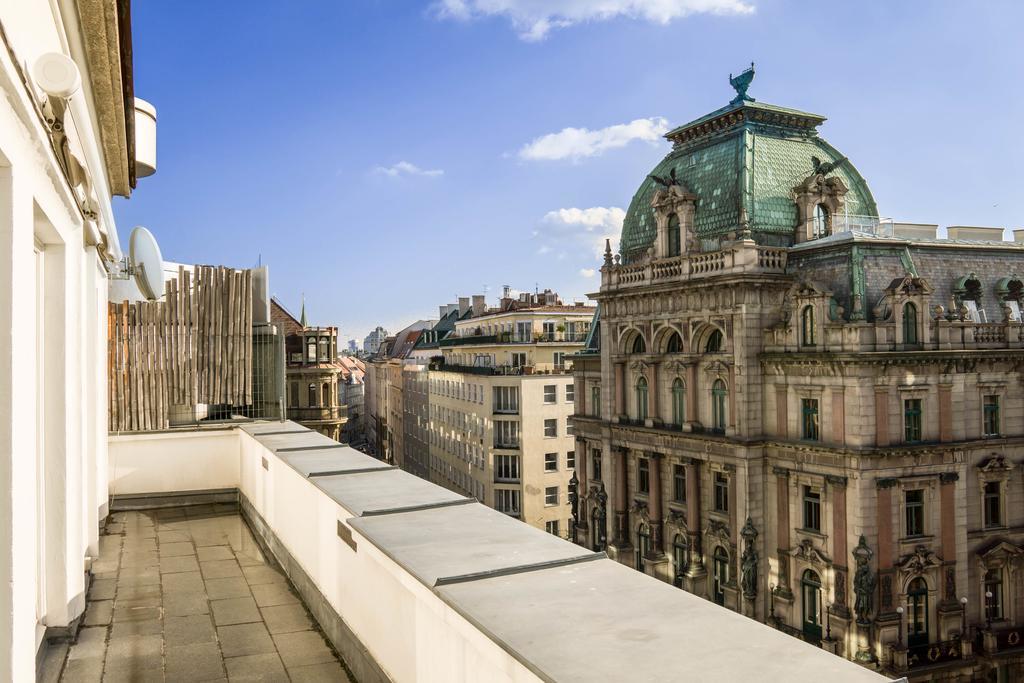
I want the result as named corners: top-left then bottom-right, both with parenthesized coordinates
top-left (300, 294), bottom-right (307, 327)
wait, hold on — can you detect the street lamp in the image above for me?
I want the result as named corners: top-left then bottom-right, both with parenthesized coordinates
top-left (769, 583), bottom-right (776, 619)
top-left (826, 603), bottom-right (832, 640)
top-left (896, 606), bottom-right (905, 647)
top-left (986, 591), bottom-right (994, 630)
top-left (960, 597), bottom-right (968, 638)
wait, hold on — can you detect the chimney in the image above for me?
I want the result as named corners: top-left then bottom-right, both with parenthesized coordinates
top-left (439, 305), bottom-right (447, 320)
top-left (472, 295), bottom-right (486, 316)
top-left (519, 292), bottom-right (529, 303)
top-left (458, 297), bottom-right (470, 315)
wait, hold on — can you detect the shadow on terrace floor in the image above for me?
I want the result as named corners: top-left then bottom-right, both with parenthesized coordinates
top-left (58, 504), bottom-right (353, 682)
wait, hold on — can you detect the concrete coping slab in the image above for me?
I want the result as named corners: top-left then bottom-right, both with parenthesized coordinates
top-left (311, 469), bottom-right (469, 517)
top-left (278, 449), bottom-right (393, 478)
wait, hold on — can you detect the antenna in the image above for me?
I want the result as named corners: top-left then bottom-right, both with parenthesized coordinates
top-left (119, 226), bottom-right (164, 301)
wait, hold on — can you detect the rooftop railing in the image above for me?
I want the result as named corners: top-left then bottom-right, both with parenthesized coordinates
top-left (604, 240), bottom-right (788, 291)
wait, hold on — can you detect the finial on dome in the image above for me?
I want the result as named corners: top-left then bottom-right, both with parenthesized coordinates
top-left (604, 238), bottom-right (614, 266)
top-left (729, 62), bottom-right (756, 105)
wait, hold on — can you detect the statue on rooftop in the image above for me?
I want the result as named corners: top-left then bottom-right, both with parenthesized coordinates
top-left (811, 155), bottom-right (848, 178)
top-left (648, 167), bottom-right (680, 189)
top-left (729, 63), bottom-right (755, 104)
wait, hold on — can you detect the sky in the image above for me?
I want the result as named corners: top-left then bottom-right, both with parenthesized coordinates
top-left (114, 0), bottom-right (1024, 343)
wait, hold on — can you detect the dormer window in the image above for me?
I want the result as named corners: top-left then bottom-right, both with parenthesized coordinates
top-left (667, 214), bottom-right (681, 257)
top-left (903, 302), bottom-right (919, 344)
top-left (812, 204), bottom-right (829, 238)
top-left (800, 306), bottom-right (816, 346)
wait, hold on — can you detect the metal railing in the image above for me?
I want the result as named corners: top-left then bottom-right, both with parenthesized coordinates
top-left (829, 214), bottom-right (895, 237)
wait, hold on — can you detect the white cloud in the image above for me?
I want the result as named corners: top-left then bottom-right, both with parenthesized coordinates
top-left (539, 206), bottom-right (624, 259)
top-left (579, 268), bottom-right (596, 278)
top-left (434, 0), bottom-right (754, 41)
top-left (373, 161), bottom-right (444, 178)
top-left (518, 117), bottom-right (669, 162)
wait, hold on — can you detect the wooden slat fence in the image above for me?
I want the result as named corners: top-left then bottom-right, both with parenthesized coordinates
top-left (108, 266), bottom-right (254, 431)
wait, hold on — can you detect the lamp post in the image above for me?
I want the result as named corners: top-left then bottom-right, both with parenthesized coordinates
top-left (826, 603), bottom-right (832, 640)
top-left (769, 583), bottom-right (776, 620)
top-left (960, 596), bottom-right (968, 638)
top-left (896, 606), bottom-right (905, 647)
top-left (986, 591), bottom-right (994, 630)
top-left (568, 471), bottom-right (579, 545)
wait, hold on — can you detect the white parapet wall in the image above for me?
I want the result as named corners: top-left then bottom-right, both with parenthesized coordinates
top-left (109, 423), bottom-right (894, 683)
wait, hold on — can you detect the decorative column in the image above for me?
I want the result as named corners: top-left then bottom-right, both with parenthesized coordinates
top-left (648, 363), bottom-right (660, 426)
top-left (874, 387), bottom-right (890, 447)
top-left (775, 386), bottom-right (788, 437)
top-left (938, 384), bottom-right (953, 442)
top-left (612, 446), bottom-right (630, 549)
top-left (829, 475), bottom-right (850, 617)
top-left (648, 453), bottom-right (664, 554)
top-left (684, 458), bottom-right (706, 588)
top-left (614, 362), bottom-right (625, 418)
top-left (774, 467), bottom-right (792, 598)
top-left (876, 478), bottom-right (897, 616)
top-left (938, 472), bottom-right (961, 638)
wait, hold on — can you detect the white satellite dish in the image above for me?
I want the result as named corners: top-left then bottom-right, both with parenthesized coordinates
top-left (32, 53), bottom-right (81, 98)
top-left (129, 226), bottom-right (164, 300)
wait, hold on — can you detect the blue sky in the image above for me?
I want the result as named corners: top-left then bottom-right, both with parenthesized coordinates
top-left (114, 0), bottom-right (1024, 343)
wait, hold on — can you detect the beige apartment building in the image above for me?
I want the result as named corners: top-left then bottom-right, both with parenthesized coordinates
top-left (426, 293), bottom-right (594, 536)
top-left (570, 69), bottom-right (1024, 682)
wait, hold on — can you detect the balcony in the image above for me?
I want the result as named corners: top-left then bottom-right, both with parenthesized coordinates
top-left (603, 240), bottom-right (788, 292)
top-left (90, 423), bottom-right (892, 683)
top-left (288, 406), bottom-right (346, 422)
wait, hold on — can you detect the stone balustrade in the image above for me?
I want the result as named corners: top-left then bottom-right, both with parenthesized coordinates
top-left (603, 240), bottom-right (788, 290)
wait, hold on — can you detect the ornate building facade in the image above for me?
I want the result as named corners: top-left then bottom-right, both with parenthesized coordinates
top-left (569, 68), bottom-right (1024, 681)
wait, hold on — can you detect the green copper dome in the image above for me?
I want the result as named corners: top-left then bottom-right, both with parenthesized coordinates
top-left (619, 97), bottom-right (878, 263)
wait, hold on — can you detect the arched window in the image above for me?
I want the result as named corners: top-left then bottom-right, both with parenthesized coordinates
top-left (635, 376), bottom-right (649, 422)
top-left (903, 302), bottom-right (919, 345)
top-left (705, 329), bottom-right (723, 353)
top-left (712, 380), bottom-right (727, 433)
top-left (907, 577), bottom-right (929, 647)
top-left (666, 332), bottom-right (683, 354)
top-left (671, 378), bottom-right (685, 427)
top-left (673, 535), bottom-right (689, 586)
top-left (667, 214), bottom-right (681, 257)
top-left (636, 525), bottom-right (651, 572)
top-left (812, 203), bottom-right (829, 238)
top-left (985, 569), bottom-right (1003, 621)
top-left (712, 547), bottom-right (729, 606)
top-left (801, 305), bottom-right (816, 346)
top-left (802, 570), bottom-right (822, 641)
top-left (631, 334), bottom-right (647, 354)
top-left (322, 382), bottom-right (331, 407)
top-left (308, 383), bottom-right (317, 407)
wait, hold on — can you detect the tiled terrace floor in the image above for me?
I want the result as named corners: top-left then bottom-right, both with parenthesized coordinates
top-left (59, 505), bottom-right (353, 682)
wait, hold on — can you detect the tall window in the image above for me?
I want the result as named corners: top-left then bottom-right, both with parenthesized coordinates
top-left (666, 332), bottom-right (682, 353)
top-left (289, 382), bottom-right (298, 406)
top-left (705, 329), bottom-right (723, 353)
top-left (631, 335), bottom-right (646, 354)
top-left (714, 472), bottom-right (729, 513)
top-left (511, 352), bottom-right (527, 368)
top-left (545, 520), bottom-right (560, 537)
top-left (801, 398), bottom-right (820, 441)
top-left (904, 399), bottom-right (922, 442)
top-left (637, 457), bottom-right (650, 494)
top-left (671, 378), bottom-right (686, 427)
top-left (905, 489), bottom-right (925, 537)
top-left (544, 486), bottom-right (559, 506)
top-left (903, 302), bottom-right (918, 344)
top-left (673, 535), bottom-right (689, 582)
top-left (322, 382), bottom-right (331, 407)
top-left (803, 486), bottom-right (821, 532)
top-left (712, 380), bottom-right (727, 432)
top-left (494, 421), bottom-right (520, 448)
top-left (591, 449), bottom-right (602, 481)
top-left (673, 464), bottom-right (686, 502)
top-left (495, 454), bottom-right (520, 482)
top-left (496, 489), bottom-right (521, 516)
top-left (907, 577), bottom-right (929, 647)
top-left (544, 453), bottom-right (558, 472)
top-left (566, 383), bottom-right (575, 402)
top-left (984, 395), bottom-right (1001, 437)
top-left (812, 203), bottom-right (829, 238)
top-left (308, 383), bottom-right (317, 407)
top-left (801, 305), bottom-right (816, 346)
top-left (712, 547), bottom-right (729, 606)
top-left (592, 385), bottom-right (601, 418)
top-left (544, 419), bottom-right (557, 437)
top-left (635, 376), bottom-right (649, 421)
top-left (802, 570), bottom-right (823, 641)
top-left (667, 214), bottom-right (681, 257)
top-left (984, 481), bottom-right (1002, 527)
top-left (543, 385), bottom-right (556, 404)
top-left (986, 569), bottom-right (1004, 620)
top-left (493, 386), bottom-right (519, 414)
top-left (636, 526), bottom-right (651, 572)
top-left (566, 450), bottom-right (575, 469)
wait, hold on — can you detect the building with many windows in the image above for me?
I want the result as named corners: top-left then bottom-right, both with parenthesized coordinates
top-left (570, 68), bottom-right (1024, 680)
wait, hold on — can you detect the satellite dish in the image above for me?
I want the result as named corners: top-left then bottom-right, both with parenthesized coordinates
top-left (129, 226), bottom-right (164, 300)
top-left (32, 53), bottom-right (81, 98)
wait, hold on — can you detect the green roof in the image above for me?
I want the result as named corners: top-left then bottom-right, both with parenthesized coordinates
top-left (619, 100), bottom-right (878, 263)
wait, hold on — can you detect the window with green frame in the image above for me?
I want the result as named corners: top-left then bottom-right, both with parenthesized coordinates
top-left (711, 379), bottom-right (727, 432)
top-left (983, 395), bottom-right (1000, 436)
top-left (667, 214), bottom-right (681, 257)
top-left (801, 305), bottom-right (815, 346)
top-left (904, 398), bottom-right (922, 442)
top-left (903, 302), bottom-right (918, 344)
top-left (801, 398), bottom-right (820, 441)
top-left (671, 378), bottom-right (685, 427)
top-left (635, 376), bottom-right (649, 421)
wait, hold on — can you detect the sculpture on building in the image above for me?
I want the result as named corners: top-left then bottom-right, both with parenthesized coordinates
top-left (740, 517), bottom-right (758, 600)
top-left (852, 535), bottom-right (876, 625)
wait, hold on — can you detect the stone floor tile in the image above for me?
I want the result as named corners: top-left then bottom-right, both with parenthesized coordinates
top-left (240, 565), bottom-right (285, 587)
top-left (217, 622), bottom-right (275, 658)
top-left (60, 656), bottom-right (104, 682)
top-left (104, 633), bottom-right (163, 663)
top-left (234, 548), bottom-right (266, 567)
top-left (122, 538), bottom-right (157, 553)
top-left (83, 600), bottom-right (113, 626)
top-left (163, 591), bottom-right (210, 617)
top-left (67, 626), bottom-right (109, 661)
top-left (116, 584), bottom-right (161, 602)
top-left (272, 631), bottom-right (335, 668)
top-left (250, 583), bottom-right (298, 608)
top-left (162, 571), bottom-right (205, 594)
top-left (90, 579), bottom-right (117, 601)
top-left (116, 567), bottom-right (160, 586)
top-left (223, 653), bottom-right (289, 682)
top-left (165, 614), bottom-right (217, 647)
top-left (211, 596), bottom-right (262, 626)
top-left (110, 618), bottom-right (163, 639)
top-left (205, 577), bottom-right (251, 600)
top-left (197, 546), bottom-right (234, 562)
top-left (91, 559), bottom-right (120, 575)
top-left (161, 555), bottom-right (200, 574)
top-left (286, 661), bottom-right (352, 682)
top-left (165, 642), bottom-right (226, 682)
top-left (157, 530), bottom-right (191, 544)
top-left (120, 551), bottom-right (159, 569)
top-left (112, 604), bottom-right (160, 623)
top-left (102, 668), bottom-right (165, 683)
top-left (201, 560), bottom-right (243, 579)
top-left (259, 604), bottom-right (312, 635)
top-left (160, 542), bottom-right (196, 557)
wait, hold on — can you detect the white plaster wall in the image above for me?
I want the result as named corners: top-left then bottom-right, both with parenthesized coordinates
top-left (108, 430), bottom-right (240, 495)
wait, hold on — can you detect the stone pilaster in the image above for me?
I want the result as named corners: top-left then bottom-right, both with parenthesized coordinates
top-left (828, 475), bottom-right (850, 619)
top-left (774, 466), bottom-right (792, 598)
top-left (649, 453), bottom-right (664, 554)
